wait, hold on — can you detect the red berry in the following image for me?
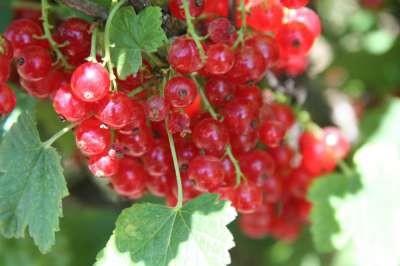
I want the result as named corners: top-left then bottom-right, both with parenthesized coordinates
top-left (230, 131), bottom-right (259, 154)
top-left (165, 76), bottom-right (197, 108)
top-left (117, 61), bottom-right (152, 93)
top-left (239, 150), bottom-right (276, 185)
top-left (287, 168), bottom-right (311, 198)
top-left (4, 19), bottom-right (46, 53)
top-left (245, 0), bottom-right (284, 33)
top-left (221, 157), bottom-right (236, 187)
top-left (146, 173), bottom-right (173, 197)
top-left (234, 85), bottom-right (263, 109)
top-left (280, 0), bottom-right (309, 9)
top-left (262, 176), bottom-right (283, 203)
top-left (168, 37), bottom-right (203, 74)
top-left (16, 45), bottom-right (52, 81)
top-left (286, 7), bottom-right (321, 38)
top-left (269, 144), bottom-right (295, 170)
top-left (167, 110), bottom-right (191, 136)
top-left (203, 0), bottom-right (229, 17)
top-left (239, 204), bottom-right (273, 238)
top-left (192, 118), bottom-right (229, 156)
top-left (110, 157), bottom-right (147, 198)
top-left (221, 99), bottom-right (258, 135)
top-left (204, 43), bottom-right (235, 75)
top-left (146, 96), bottom-right (169, 122)
top-left (20, 70), bottom-right (65, 99)
top-left (117, 100), bottom-right (147, 134)
top-left (245, 34), bottom-right (279, 67)
top-left (276, 22), bottom-right (315, 56)
top-left (75, 118), bottom-right (111, 156)
top-left (52, 85), bottom-right (91, 122)
top-left (171, 172), bottom-right (201, 202)
top-left (116, 126), bottom-right (154, 157)
top-left (169, 0), bottom-right (204, 20)
top-left (0, 83), bottom-right (16, 116)
top-left (207, 17), bottom-right (236, 44)
top-left (143, 140), bottom-right (172, 177)
top-left (0, 56), bottom-right (11, 84)
top-left (322, 127), bottom-right (350, 160)
top-left (204, 78), bottom-right (235, 107)
top-left (88, 151), bottom-right (120, 177)
top-left (274, 54), bottom-right (308, 77)
top-left (176, 137), bottom-right (199, 166)
top-left (225, 46), bottom-right (266, 84)
top-left (231, 182), bottom-right (263, 214)
top-left (95, 92), bottom-right (136, 129)
top-left (259, 120), bottom-right (286, 148)
top-left (271, 103), bottom-right (295, 130)
top-left (54, 18), bottom-right (91, 65)
top-left (71, 62), bottom-right (110, 102)
top-left (188, 155), bottom-right (225, 192)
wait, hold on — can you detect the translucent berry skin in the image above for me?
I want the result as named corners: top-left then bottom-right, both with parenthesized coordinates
top-left (276, 22), bottom-right (315, 56)
top-left (4, 19), bottom-right (47, 52)
top-left (299, 131), bottom-right (337, 176)
top-left (118, 100), bottom-right (147, 134)
top-left (192, 118), bottom-right (229, 156)
top-left (239, 150), bottom-right (276, 186)
top-left (221, 157), bottom-right (236, 187)
top-left (54, 18), bottom-right (91, 65)
top-left (16, 45), bottom-right (52, 81)
top-left (188, 155), bottom-right (225, 192)
top-left (287, 168), bottom-right (312, 198)
top-left (167, 111), bottom-right (191, 136)
top-left (234, 85), bottom-right (263, 110)
top-left (262, 176), bottom-right (283, 203)
top-left (245, 35), bottom-right (279, 67)
top-left (146, 173), bottom-right (173, 197)
top-left (71, 62), bottom-right (110, 102)
top-left (168, 37), bottom-right (203, 74)
top-left (230, 131), bottom-right (259, 154)
top-left (207, 17), bottom-right (236, 44)
top-left (75, 118), bottom-right (111, 156)
top-left (221, 99), bottom-right (258, 135)
top-left (203, 0), bottom-right (229, 17)
top-left (259, 120), bottom-right (286, 148)
top-left (171, 172), bottom-right (201, 202)
top-left (204, 78), bottom-right (235, 107)
top-left (52, 85), bottom-right (91, 122)
top-left (143, 140), bottom-right (172, 177)
top-left (88, 151), bottom-right (120, 177)
top-left (176, 137), bottom-right (199, 166)
top-left (286, 7), bottom-right (321, 38)
top-left (271, 103), bottom-right (295, 130)
top-left (274, 54), bottom-right (308, 77)
top-left (245, 0), bottom-right (284, 33)
top-left (0, 83), bottom-right (16, 116)
top-left (146, 96), bottom-right (169, 122)
top-left (165, 76), bottom-right (197, 108)
top-left (116, 126), bottom-right (154, 157)
top-left (169, 0), bottom-right (204, 20)
top-left (110, 157), bottom-right (147, 198)
top-left (20, 70), bottom-right (65, 99)
top-left (231, 183), bottom-right (263, 214)
top-left (225, 46), bottom-right (266, 84)
top-left (269, 144), bottom-right (294, 170)
top-left (239, 204), bottom-right (273, 238)
top-left (280, 0), bottom-right (309, 8)
top-left (322, 127), bottom-right (350, 160)
top-left (117, 61), bottom-right (152, 93)
top-left (0, 56), bottom-right (11, 84)
top-left (204, 44), bottom-right (235, 75)
top-left (95, 92), bottom-right (135, 129)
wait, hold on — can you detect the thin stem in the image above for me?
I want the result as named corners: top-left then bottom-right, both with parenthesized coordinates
top-left (44, 123), bottom-right (78, 148)
top-left (226, 145), bottom-right (245, 186)
top-left (87, 25), bottom-right (98, 62)
top-left (338, 160), bottom-right (353, 176)
top-left (233, 0), bottom-right (246, 48)
top-left (12, 1), bottom-right (42, 10)
top-left (59, 0), bottom-right (108, 20)
top-left (192, 76), bottom-right (219, 120)
top-left (103, 0), bottom-right (128, 91)
top-left (41, 0), bottom-right (72, 69)
top-left (144, 51), bottom-right (167, 68)
top-left (182, 0), bottom-right (206, 62)
top-left (128, 86), bottom-right (145, 97)
top-left (166, 123), bottom-right (184, 209)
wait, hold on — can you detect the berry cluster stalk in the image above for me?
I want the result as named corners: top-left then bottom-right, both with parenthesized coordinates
top-left (41, 0), bottom-right (71, 68)
top-left (234, 0), bottom-right (246, 48)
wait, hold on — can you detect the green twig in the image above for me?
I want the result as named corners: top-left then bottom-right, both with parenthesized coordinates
top-left (87, 25), bottom-right (98, 62)
top-left (12, 1), bottom-right (42, 10)
top-left (233, 0), bottom-right (246, 48)
top-left (103, 0), bottom-right (128, 91)
top-left (338, 160), bottom-right (354, 176)
top-left (192, 76), bottom-right (219, 120)
top-left (41, 0), bottom-right (72, 69)
top-left (166, 123), bottom-right (184, 209)
top-left (44, 123), bottom-right (78, 148)
top-left (226, 145), bottom-right (245, 186)
top-left (182, 0), bottom-right (206, 62)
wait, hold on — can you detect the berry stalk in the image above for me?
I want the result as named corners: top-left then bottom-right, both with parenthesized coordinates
top-left (87, 25), bottom-right (98, 63)
top-left (41, 0), bottom-right (71, 69)
top-left (182, 0), bottom-right (206, 62)
top-left (192, 76), bottom-right (219, 120)
top-left (226, 145), bottom-right (245, 186)
top-left (233, 0), bottom-right (247, 48)
top-left (103, 0), bottom-right (128, 91)
top-left (44, 122), bottom-right (79, 148)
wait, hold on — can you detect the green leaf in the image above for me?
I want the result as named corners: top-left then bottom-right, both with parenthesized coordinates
top-left (109, 6), bottom-right (166, 79)
top-left (0, 112), bottom-right (69, 253)
top-left (96, 194), bottom-right (237, 266)
top-left (309, 99), bottom-right (400, 266)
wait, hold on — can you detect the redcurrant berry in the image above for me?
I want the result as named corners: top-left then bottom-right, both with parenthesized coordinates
top-left (207, 17), bottom-right (236, 44)
top-left (168, 37), bottom-right (203, 74)
top-left (143, 140), bottom-right (172, 177)
top-left (116, 126), bottom-right (154, 157)
top-left (52, 85), bottom-right (91, 122)
top-left (204, 78), bottom-right (235, 107)
top-left (231, 182), bottom-right (263, 214)
top-left (165, 76), bottom-right (197, 108)
top-left (0, 83), bottom-right (16, 116)
top-left (169, 0), bottom-right (204, 20)
top-left (145, 96), bottom-right (169, 122)
top-left (245, 34), bottom-right (279, 67)
top-left (259, 120), bottom-right (286, 148)
top-left (192, 118), bottom-right (229, 156)
top-left (204, 43), bottom-right (235, 75)
top-left (75, 118), bottom-right (111, 156)
top-left (276, 22), bottom-right (315, 56)
top-left (4, 19), bottom-right (47, 52)
top-left (239, 150), bottom-right (276, 185)
top-left (167, 110), bottom-right (191, 136)
top-left (88, 151), bottom-right (120, 177)
top-left (280, 0), bottom-right (309, 9)
top-left (188, 155), bottom-right (225, 192)
top-left (16, 45), bottom-right (52, 81)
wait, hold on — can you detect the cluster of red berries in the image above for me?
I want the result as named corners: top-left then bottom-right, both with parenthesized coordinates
top-left (0, 36), bottom-right (16, 117)
top-left (0, 0), bottom-right (349, 241)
